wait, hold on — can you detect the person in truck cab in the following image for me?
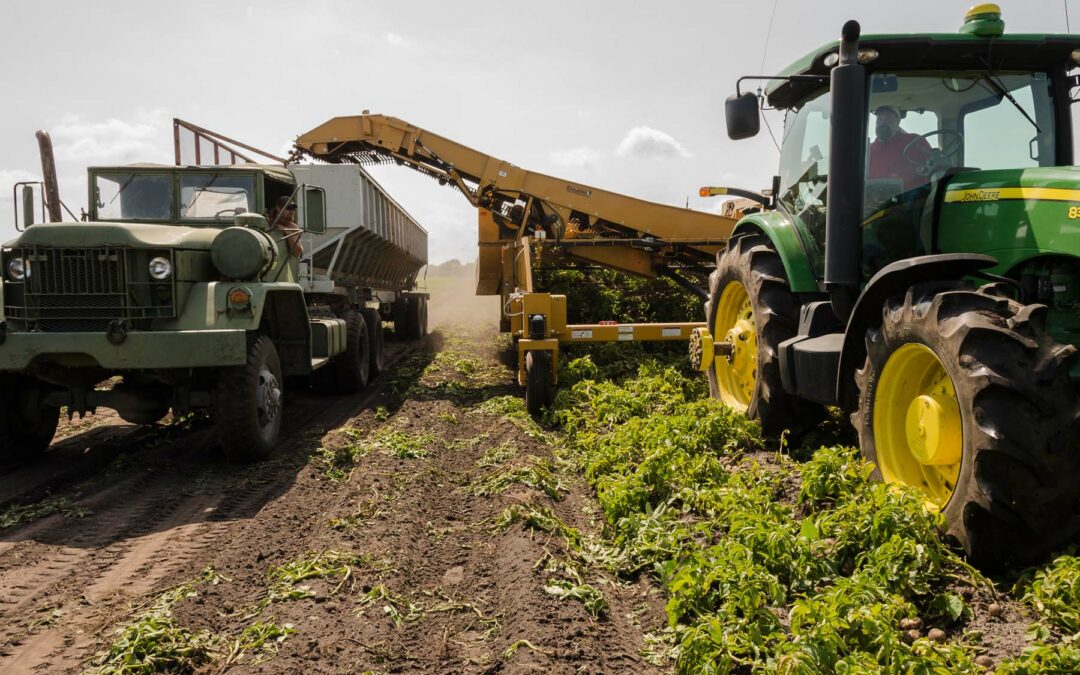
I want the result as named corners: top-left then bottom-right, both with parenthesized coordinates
top-left (868, 105), bottom-right (932, 191)
top-left (268, 195), bottom-right (304, 257)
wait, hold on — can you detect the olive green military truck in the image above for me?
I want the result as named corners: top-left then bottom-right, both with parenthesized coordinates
top-left (1, 145), bottom-right (428, 463)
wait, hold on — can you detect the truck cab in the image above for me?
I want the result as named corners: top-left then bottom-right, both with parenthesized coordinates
top-left (0, 162), bottom-right (371, 464)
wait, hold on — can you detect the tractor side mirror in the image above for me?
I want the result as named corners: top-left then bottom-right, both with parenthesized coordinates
top-left (304, 187), bottom-right (326, 234)
top-left (726, 92), bottom-right (761, 140)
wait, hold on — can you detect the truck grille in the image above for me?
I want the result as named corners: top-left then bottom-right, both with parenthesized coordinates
top-left (3, 246), bottom-right (176, 332)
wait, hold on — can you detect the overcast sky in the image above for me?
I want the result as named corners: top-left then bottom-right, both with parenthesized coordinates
top-left (0, 0), bottom-right (1075, 263)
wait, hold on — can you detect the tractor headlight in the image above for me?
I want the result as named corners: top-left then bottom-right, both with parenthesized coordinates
top-left (148, 256), bottom-right (172, 280)
top-left (7, 257), bottom-right (28, 281)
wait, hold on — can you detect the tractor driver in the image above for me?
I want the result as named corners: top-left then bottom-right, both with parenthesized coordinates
top-left (868, 105), bottom-right (932, 191)
top-left (268, 196), bottom-right (304, 258)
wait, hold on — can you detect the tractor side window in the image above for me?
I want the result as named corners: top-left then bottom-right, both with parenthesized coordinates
top-left (777, 89), bottom-right (831, 259)
top-left (962, 77), bottom-right (1053, 168)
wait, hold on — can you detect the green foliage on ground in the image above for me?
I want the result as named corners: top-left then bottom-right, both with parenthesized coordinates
top-left (549, 357), bottom-right (1044, 673)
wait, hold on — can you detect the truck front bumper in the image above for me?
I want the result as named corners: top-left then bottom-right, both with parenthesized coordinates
top-left (0, 329), bottom-right (248, 370)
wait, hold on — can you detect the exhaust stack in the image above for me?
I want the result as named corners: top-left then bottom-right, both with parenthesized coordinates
top-left (35, 130), bottom-right (62, 223)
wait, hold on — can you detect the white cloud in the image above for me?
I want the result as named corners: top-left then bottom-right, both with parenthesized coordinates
top-left (50, 109), bottom-right (171, 164)
top-left (548, 146), bottom-right (601, 169)
top-left (385, 32), bottom-right (411, 47)
top-left (615, 126), bottom-right (692, 160)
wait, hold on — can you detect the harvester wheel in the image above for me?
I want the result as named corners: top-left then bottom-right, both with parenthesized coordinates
top-left (0, 375), bottom-right (59, 463)
top-left (362, 308), bottom-right (385, 377)
top-left (216, 335), bottom-right (283, 463)
top-left (854, 282), bottom-right (1080, 568)
top-left (524, 350), bottom-right (554, 416)
top-left (335, 310), bottom-right (371, 393)
top-left (706, 233), bottom-right (824, 436)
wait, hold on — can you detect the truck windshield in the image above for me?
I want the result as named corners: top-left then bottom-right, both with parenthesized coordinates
top-left (95, 173), bottom-right (174, 221)
top-left (179, 174), bottom-right (256, 221)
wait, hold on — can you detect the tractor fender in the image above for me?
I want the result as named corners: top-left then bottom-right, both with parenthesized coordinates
top-left (731, 211), bottom-right (821, 293)
top-left (835, 253), bottom-right (997, 409)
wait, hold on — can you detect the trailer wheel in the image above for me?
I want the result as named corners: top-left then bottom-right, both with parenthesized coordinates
top-left (525, 350), bottom-right (554, 416)
top-left (0, 375), bottom-right (59, 463)
top-left (216, 335), bottom-right (283, 463)
top-left (706, 233), bottom-right (824, 436)
top-left (335, 310), bottom-right (371, 393)
top-left (362, 308), bottom-right (385, 377)
top-left (854, 282), bottom-right (1080, 568)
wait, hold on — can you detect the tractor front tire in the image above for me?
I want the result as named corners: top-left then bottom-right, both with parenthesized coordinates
top-left (854, 282), bottom-right (1080, 568)
top-left (0, 375), bottom-right (59, 464)
top-left (525, 350), bottom-right (554, 416)
top-left (216, 335), bottom-right (284, 463)
top-left (706, 233), bottom-right (824, 436)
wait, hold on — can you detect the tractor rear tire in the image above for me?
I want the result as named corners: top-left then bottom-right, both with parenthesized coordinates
top-left (705, 233), bottom-right (824, 436)
top-left (854, 282), bottom-right (1080, 569)
top-left (362, 308), bottom-right (385, 378)
top-left (216, 335), bottom-right (284, 463)
top-left (0, 375), bottom-right (59, 464)
top-left (525, 350), bottom-right (554, 416)
top-left (335, 310), bottom-right (371, 393)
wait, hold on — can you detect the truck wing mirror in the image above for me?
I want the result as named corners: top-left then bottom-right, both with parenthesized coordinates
top-left (21, 184), bottom-right (36, 229)
top-left (726, 92), bottom-right (761, 140)
top-left (304, 187), bottom-right (326, 234)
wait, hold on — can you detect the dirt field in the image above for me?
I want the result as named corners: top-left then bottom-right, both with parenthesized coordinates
top-left (0, 275), bottom-right (667, 674)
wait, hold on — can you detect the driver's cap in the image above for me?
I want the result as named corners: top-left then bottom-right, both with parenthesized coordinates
top-left (873, 105), bottom-right (901, 118)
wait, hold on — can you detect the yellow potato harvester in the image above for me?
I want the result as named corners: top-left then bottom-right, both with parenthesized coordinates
top-left (294, 114), bottom-right (745, 412)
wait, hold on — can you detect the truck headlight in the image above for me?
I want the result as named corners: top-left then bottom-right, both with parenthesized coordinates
top-left (7, 257), bottom-right (28, 281)
top-left (148, 256), bottom-right (172, 280)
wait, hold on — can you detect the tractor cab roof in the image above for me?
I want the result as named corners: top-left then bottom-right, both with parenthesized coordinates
top-left (766, 33), bottom-right (1080, 109)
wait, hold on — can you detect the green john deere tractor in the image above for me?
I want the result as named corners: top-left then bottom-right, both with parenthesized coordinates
top-left (691, 4), bottom-right (1080, 568)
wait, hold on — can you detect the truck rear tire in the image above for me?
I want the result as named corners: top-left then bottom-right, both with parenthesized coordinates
top-left (854, 282), bottom-right (1080, 568)
top-left (525, 350), bottom-right (554, 416)
top-left (392, 299), bottom-right (409, 340)
top-left (405, 295), bottom-right (426, 340)
top-left (706, 233), bottom-right (824, 436)
top-left (0, 375), bottom-right (59, 463)
top-left (216, 335), bottom-right (284, 463)
top-left (362, 308), bottom-right (385, 378)
top-left (334, 310), bottom-right (371, 393)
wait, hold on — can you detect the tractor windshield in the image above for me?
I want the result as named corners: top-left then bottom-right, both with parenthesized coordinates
top-left (861, 70), bottom-right (1055, 271)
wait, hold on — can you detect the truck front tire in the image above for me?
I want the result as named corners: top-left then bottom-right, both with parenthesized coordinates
top-left (0, 375), bottom-right (59, 463)
top-left (216, 335), bottom-right (284, 463)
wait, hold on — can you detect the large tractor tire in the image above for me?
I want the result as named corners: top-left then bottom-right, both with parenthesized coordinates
top-left (854, 282), bottom-right (1080, 568)
top-left (334, 310), bottom-right (371, 393)
top-left (362, 308), bottom-right (385, 378)
top-left (706, 233), bottom-right (824, 436)
top-left (216, 335), bottom-right (284, 463)
top-left (524, 350), bottom-right (554, 416)
top-left (0, 375), bottom-right (59, 463)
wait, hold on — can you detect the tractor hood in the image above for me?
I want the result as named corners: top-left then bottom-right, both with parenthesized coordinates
top-left (2, 222), bottom-right (222, 250)
top-left (938, 166), bottom-right (1080, 270)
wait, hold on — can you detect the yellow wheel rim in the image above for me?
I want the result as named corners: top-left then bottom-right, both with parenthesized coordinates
top-left (873, 343), bottom-right (962, 509)
top-left (712, 281), bottom-right (757, 412)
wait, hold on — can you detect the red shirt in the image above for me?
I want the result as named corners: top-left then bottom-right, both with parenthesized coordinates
top-left (868, 131), bottom-right (932, 191)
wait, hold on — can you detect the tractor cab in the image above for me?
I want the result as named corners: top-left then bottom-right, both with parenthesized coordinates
top-left (758, 13), bottom-right (1080, 280)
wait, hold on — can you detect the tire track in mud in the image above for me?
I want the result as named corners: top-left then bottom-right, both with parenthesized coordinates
top-left (0, 340), bottom-right (423, 672)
